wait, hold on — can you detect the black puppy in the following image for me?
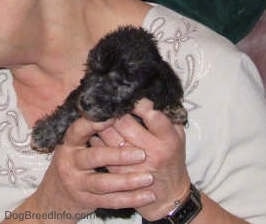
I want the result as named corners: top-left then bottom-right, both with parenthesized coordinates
top-left (31, 26), bottom-right (187, 221)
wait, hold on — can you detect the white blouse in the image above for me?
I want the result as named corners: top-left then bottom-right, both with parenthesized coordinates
top-left (0, 4), bottom-right (266, 224)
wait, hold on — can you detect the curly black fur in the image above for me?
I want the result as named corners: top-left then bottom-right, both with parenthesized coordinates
top-left (31, 26), bottom-right (187, 222)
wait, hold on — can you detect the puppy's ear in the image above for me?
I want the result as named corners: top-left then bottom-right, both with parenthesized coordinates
top-left (151, 60), bottom-right (184, 109)
top-left (87, 44), bottom-right (116, 74)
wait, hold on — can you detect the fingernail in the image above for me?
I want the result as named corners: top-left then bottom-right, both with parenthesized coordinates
top-left (137, 173), bottom-right (154, 186)
top-left (141, 192), bottom-right (156, 203)
top-left (122, 149), bottom-right (146, 162)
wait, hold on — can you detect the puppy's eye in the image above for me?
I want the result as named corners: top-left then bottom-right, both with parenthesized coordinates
top-left (78, 95), bottom-right (92, 111)
top-left (108, 70), bottom-right (127, 84)
top-left (108, 71), bottom-right (120, 80)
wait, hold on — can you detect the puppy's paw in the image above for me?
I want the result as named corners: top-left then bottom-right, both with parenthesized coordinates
top-left (163, 106), bottom-right (188, 126)
top-left (31, 122), bottom-right (59, 153)
top-left (30, 140), bottom-right (54, 153)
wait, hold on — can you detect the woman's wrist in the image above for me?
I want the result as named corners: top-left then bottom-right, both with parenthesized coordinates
top-left (139, 173), bottom-right (192, 221)
top-left (143, 183), bottom-right (203, 224)
top-left (163, 175), bottom-right (192, 218)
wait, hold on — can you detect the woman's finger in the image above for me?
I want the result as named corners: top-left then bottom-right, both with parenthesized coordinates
top-left (74, 146), bottom-right (146, 170)
top-left (98, 126), bottom-right (126, 147)
top-left (79, 172), bottom-right (154, 194)
top-left (63, 117), bottom-right (114, 146)
top-left (89, 135), bottom-right (105, 146)
top-left (80, 189), bottom-right (156, 209)
top-left (133, 98), bottom-right (178, 140)
top-left (113, 114), bottom-right (157, 148)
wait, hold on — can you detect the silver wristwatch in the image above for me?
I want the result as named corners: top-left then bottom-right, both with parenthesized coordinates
top-left (142, 184), bottom-right (202, 224)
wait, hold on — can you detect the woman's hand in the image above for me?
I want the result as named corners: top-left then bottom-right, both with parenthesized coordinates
top-left (18, 117), bottom-right (156, 224)
top-left (93, 98), bottom-right (190, 221)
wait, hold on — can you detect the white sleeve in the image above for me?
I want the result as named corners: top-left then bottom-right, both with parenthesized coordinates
top-left (143, 5), bottom-right (266, 223)
top-left (183, 27), bottom-right (266, 224)
top-left (197, 53), bottom-right (266, 224)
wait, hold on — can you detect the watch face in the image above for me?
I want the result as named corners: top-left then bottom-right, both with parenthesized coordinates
top-left (172, 194), bottom-right (202, 224)
top-left (168, 185), bottom-right (202, 224)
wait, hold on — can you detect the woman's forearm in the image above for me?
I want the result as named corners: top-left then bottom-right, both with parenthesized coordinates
top-left (192, 193), bottom-right (249, 224)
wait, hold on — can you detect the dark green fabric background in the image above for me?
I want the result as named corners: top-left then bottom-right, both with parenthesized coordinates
top-left (144, 0), bottom-right (266, 43)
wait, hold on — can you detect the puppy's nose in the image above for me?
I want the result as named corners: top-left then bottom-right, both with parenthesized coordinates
top-left (76, 95), bottom-right (100, 121)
